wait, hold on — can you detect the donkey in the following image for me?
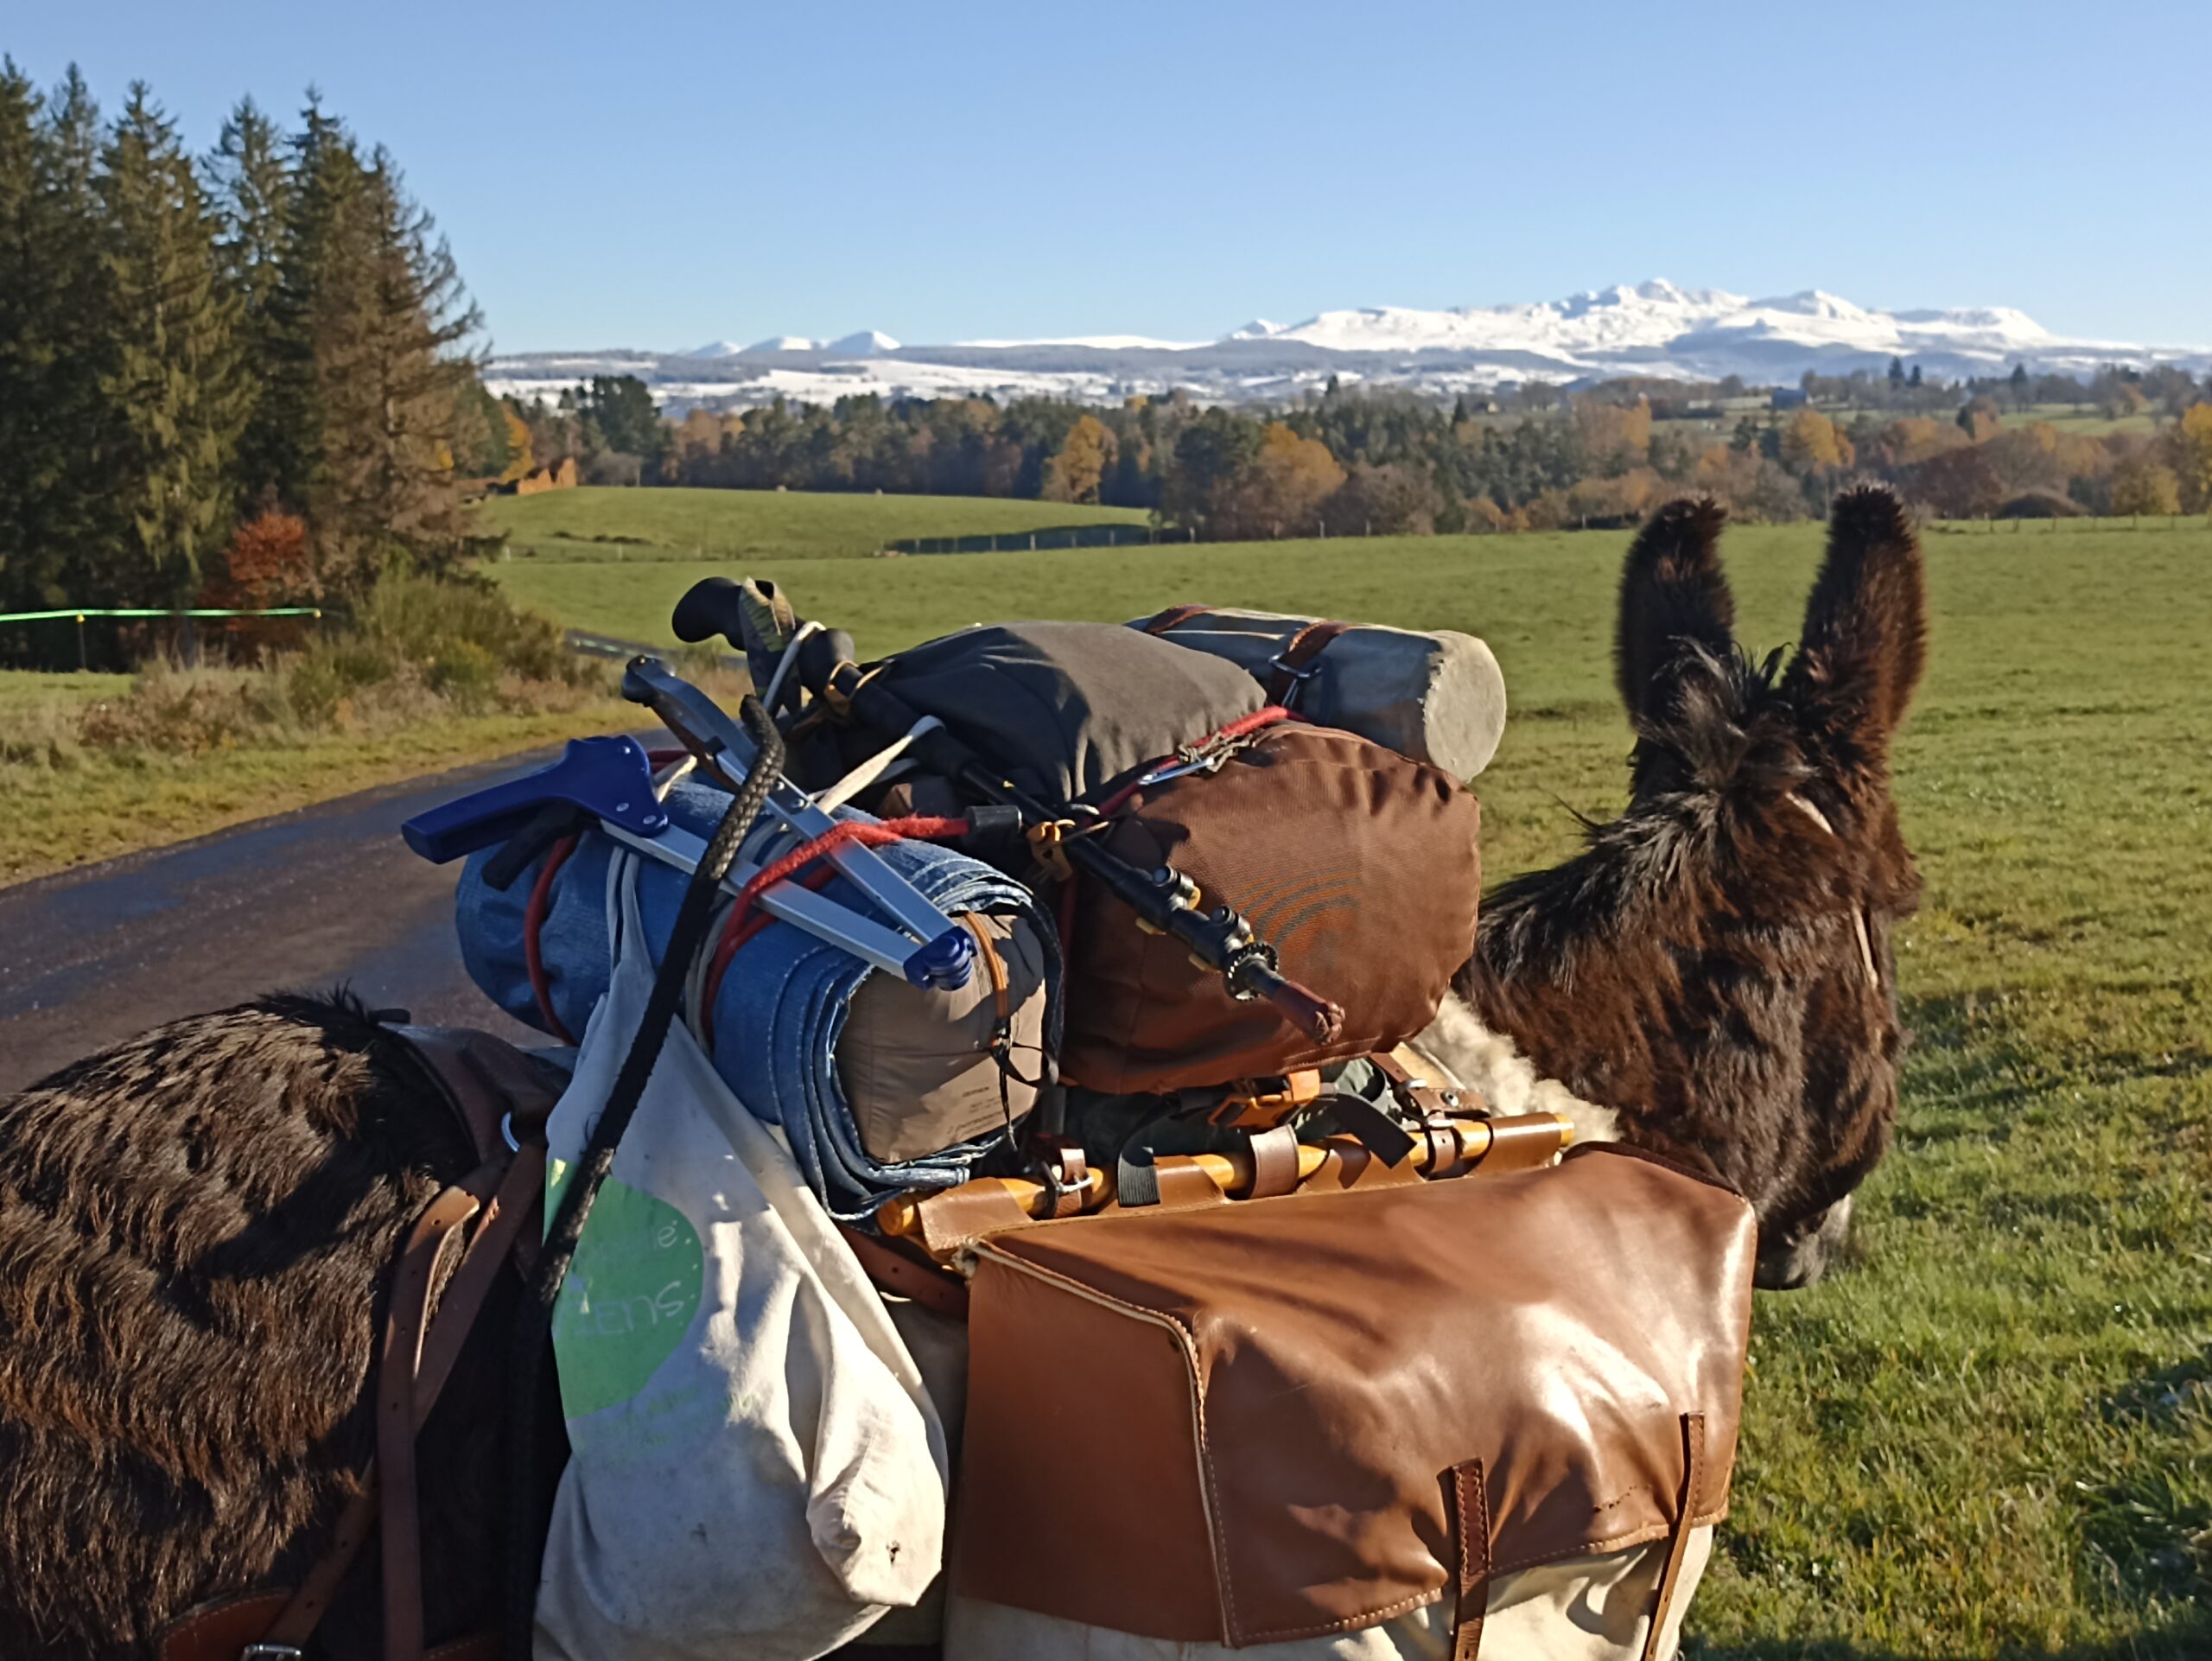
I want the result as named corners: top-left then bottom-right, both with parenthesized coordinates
top-left (0, 487), bottom-right (1926, 1658)
top-left (1422, 485), bottom-right (1928, 1289)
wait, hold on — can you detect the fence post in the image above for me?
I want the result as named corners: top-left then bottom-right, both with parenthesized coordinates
top-left (76, 614), bottom-right (87, 672)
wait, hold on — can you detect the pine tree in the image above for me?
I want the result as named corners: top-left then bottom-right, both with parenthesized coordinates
top-left (0, 66), bottom-right (118, 620)
top-left (295, 134), bottom-right (480, 591)
top-left (211, 96), bottom-right (294, 506)
top-left (96, 84), bottom-right (245, 617)
top-left (0, 60), bottom-right (59, 611)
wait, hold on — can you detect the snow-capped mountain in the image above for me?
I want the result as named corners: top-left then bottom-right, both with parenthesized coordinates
top-left (486, 282), bottom-right (2209, 413)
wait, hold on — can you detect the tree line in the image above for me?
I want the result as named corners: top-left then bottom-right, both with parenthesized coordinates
top-left (537, 364), bottom-right (2212, 537)
top-left (0, 61), bottom-right (502, 651)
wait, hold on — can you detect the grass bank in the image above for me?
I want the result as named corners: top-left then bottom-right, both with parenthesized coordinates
top-left (490, 506), bottom-right (2212, 1654)
top-left (0, 574), bottom-right (628, 885)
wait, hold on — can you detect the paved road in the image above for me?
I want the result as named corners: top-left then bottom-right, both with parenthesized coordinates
top-left (0, 750), bottom-right (562, 1093)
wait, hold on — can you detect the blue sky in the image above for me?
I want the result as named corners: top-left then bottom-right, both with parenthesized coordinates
top-left (10, 1), bottom-right (2207, 353)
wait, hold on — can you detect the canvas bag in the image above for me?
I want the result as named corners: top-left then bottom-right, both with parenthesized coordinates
top-left (534, 850), bottom-right (948, 1661)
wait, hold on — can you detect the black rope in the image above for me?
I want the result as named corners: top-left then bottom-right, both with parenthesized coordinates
top-left (504, 696), bottom-right (785, 1658)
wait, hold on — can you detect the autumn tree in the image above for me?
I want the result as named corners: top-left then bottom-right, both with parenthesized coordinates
top-left (2111, 455), bottom-right (2182, 517)
top-left (2167, 403), bottom-right (2212, 514)
top-left (1781, 409), bottom-right (1853, 472)
top-left (1040, 412), bottom-right (1114, 504)
top-left (1955, 396), bottom-right (2003, 442)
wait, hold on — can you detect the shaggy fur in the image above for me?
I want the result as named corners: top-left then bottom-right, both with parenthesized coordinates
top-left (0, 993), bottom-right (539, 1661)
top-left (1456, 487), bottom-right (1928, 1288)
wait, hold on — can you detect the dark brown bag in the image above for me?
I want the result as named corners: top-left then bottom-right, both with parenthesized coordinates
top-left (1057, 722), bottom-right (1482, 1093)
top-left (950, 1143), bottom-right (1757, 1650)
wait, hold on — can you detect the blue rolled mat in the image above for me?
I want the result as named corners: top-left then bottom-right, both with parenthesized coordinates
top-left (455, 774), bottom-right (1059, 1218)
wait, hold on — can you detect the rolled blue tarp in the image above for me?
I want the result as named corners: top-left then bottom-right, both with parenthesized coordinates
top-left (456, 774), bottom-right (1058, 1218)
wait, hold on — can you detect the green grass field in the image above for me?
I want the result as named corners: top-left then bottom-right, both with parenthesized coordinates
top-left (474, 485), bottom-right (1148, 564)
top-left (492, 507), bottom-right (2212, 1656)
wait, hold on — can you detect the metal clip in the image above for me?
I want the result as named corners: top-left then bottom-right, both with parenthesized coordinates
top-left (1135, 748), bottom-right (1230, 789)
top-left (244, 1646), bottom-right (306, 1661)
top-left (1265, 648), bottom-right (1321, 709)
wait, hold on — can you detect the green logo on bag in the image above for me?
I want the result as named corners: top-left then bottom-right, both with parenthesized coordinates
top-left (546, 1158), bottom-right (706, 1417)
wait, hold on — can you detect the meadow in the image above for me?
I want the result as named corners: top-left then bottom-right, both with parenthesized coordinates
top-left (474, 485), bottom-right (1147, 563)
top-left (491, 501), bottom-right (2212, 1657)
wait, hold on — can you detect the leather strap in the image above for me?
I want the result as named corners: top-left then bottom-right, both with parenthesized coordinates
top-left (378, 1172), bottom-right (502, 1661)
top-left (1448, 1457), bottom-right (1490, 1661)
top-left (1265, 619), bottom-right (1352, 706)
top-left (839, 1223), bottom-right (972, 1322)
top-left (1244, 1124), bottom-right (1303, 1199)
top-left (1138, 603), bottom-right (1212, 636)
top-left (1372, 1049), bottom-right (1453, 1119)
top-left (242, 1143), bottom-right (548, 1661)
top-left (157, 1593), bottom-right (293, 1661)
top-left (1641, 1412), bottom-right (1707, 1661)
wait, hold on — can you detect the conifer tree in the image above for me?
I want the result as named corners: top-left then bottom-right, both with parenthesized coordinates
top-left (95, 85), bottom-right (245, 614)
top-left (0, 61), bottom-right (59, 610)
top-left (0, 66), bottom-right (118, 613)
top-left (299, 143), bottom-right (480, 591)
top-left (211, 96), bottom-right (294, 506)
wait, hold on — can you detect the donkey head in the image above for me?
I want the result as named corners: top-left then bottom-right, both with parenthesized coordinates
top-left (1461, 487), bottom-right (1928, 1289)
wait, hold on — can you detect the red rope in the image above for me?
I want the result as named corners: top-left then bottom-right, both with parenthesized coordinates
top-left (524, 836), bottom-right (582, 1044)
top-left (697, 815), bottom-right (972, 1044)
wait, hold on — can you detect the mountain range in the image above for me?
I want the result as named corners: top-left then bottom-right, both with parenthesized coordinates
top-left (482, 281), bottom-right (2210, 412)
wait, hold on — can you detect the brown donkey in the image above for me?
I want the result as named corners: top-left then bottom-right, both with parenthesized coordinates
top-left (1428, 485), bottom-right (1928, 1289)
top-left (0, 488), bottom-right (1926, 1655)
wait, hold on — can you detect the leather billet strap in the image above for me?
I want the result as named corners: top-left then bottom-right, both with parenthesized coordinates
top-left (1448, 1457), bottom-right (1490, 1661)
top-left (1264, 619), bottom-right (1352, 708)
top-left (162, 1139), bottom-right (548, 1661)
top-left (839, 1222), bottom-right (972, 1322)
top-left (1642, 1412), bottom-right (1708, 1661)
top-left (1137, 602), bottom-right (1213, 636)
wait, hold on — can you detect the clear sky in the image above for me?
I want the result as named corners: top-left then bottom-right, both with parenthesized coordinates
top-left (9, 0), bottom-right (2207, 354)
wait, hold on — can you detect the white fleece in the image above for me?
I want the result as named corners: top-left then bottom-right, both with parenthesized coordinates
top-left (1414, 995), bottom-right (1622, 1146)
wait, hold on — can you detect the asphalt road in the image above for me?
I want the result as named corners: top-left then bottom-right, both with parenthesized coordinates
top-left (0, 749), bottom-right (560, 1094)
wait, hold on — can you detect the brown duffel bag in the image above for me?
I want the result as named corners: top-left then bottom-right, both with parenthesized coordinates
top-left (1056, 720), bottom-right (1482, 1094)
top-left (948, 1142), bottom-right (1756, 1658)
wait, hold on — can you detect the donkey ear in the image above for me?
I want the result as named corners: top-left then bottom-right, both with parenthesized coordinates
top-left (1788, 485), bottom-right (1928, 757)
top-left (1616, 496), bottom-right (1735, 726)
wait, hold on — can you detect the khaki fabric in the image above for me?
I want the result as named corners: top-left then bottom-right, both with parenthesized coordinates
top-left (942, 1531), bottom-right (1713, 1660)
top-left (838, 911), bottom-right (1047, 1162)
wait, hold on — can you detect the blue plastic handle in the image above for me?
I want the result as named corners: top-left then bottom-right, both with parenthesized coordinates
top-left (401, 735), bottom-right (670, 863)
top-left (902, 926), bottom-right (977, 991)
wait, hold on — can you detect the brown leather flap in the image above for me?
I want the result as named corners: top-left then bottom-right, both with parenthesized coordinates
top-left (951, 1143), bottom-right (1756, 1646)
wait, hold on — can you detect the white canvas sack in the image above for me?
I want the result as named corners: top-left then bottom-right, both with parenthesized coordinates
top-left (534, 850), bottom-right (949, 1661)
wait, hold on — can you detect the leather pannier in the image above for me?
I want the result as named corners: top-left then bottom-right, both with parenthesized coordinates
top-left (950, 1143), bottom-right (1756, 1651)
top-left (1057, 722), bottom-right (1482, 1094)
